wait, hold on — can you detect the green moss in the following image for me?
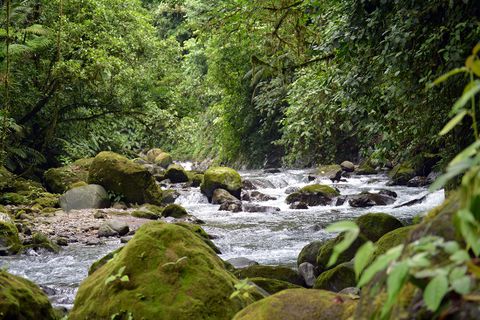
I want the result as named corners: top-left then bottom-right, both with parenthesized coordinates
top-left (355, 213), bottom-right (403, 242)
top-left (88, 151), bottom-right (162, 205)
top-left (0, 270), bottom-right (57, 319)
top-left (162, 204), bottom-right (188, 218)
top-left (388, 163), bottom-right (415, 185)
top-left (146, 148), bottom-right (164, 162)
top-left (297, 240), bottom-right (325, 266)
top-left (368, 226), bottom-right (413, 266)
top-left (0, 193), bottom-right (28, 205)
top-left (300, 184), bottom-right (339, 196)
top-left (356, 163), bottom-right (376, 175)
top-left (250, 277), bottom-right (301, 294)
top-left (69, 181), bottom-right (88, 189)
top-left (191, 173), bottom-right (204, 187)
top-left (234, 265), bottom-right (304, 286)
top-left (31, 232), bottom-right (60, 253)
top-left (32, 192), bottom-right (60, 209)
top-left (44, 159), bottom-right (91, 194)
top-left (232, 288), bottom-right (357, 320)
top-left (154, 152), bottom-right (173, 168)
top-left (143, 204), bottom-right (164, 215)
top-left (131, 210), bottom-right (159, 220)
top-left (0, 166), bottom-right (14, 191)
top-left (88, 247), bottom-right (124, 275)
top-left (0, 215), bottom-right (22, 255)
top-left (313, 262), bottom-right (356, 292)
top-left (200, 167), bottom-right (242, 200)
top-left (70, 222), bottom-right (246, 320)
top-left (165, 164), bottom-right (189, 183)
top-left (316, 234), bottom-right (367, 272)
top-left (174, 222), bottom-right (221, 254)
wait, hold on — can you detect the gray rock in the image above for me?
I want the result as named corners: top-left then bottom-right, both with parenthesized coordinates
top-left (219, 200), bottom-right (242, 212)
top-left (243, 203), bottom-right (280, 213)
top-left (212, 189), bottom-right (238, 205)
top-left (227, 257), bottom-right (259, 269)
top-left (298, 262), bottom-right (316, 287)
top-left (249, 191), bottom-right (277, 202)
top-left (348, 192), bottom-right (396, 207)
top-left (338, 287), bottom-right (360, 296)
top-left (98, 220), bottom-right (129, 237)
top-left (285, 187), bottom-right (300, 194)
top-left (243, 180), bottom-right (257, 190)
top-left (407, 176), bottom-right (429, 187)
top-left (289, 202), bottom-right (308, 210)
top-left (335, 196), bottom-right (348, 206)
top-left (60, 184), bottom-right (110, 212)
top-left (340, 161), bottom-right (355, 172)
top-left (378, 189), bottom-right (397, 198)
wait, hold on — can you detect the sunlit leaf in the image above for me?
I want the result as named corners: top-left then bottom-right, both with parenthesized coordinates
top-left (354, 241), bottom-right (374, 280)
top-left (429, 67), bottom-right (467, 88)
top-left (451, 80), bottom-right (480, 115)
top-left (424, 274), bottom-right (448, 311)
top-left (439, 110), bottom-right (467, 136)
top-left (358, 245), bottom-right (404, 287)
top-left (381, 261), bottom-right (409, 318)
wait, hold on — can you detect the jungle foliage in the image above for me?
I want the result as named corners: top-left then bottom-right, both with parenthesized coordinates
top-left (1, 0), bottom-right (479, 171)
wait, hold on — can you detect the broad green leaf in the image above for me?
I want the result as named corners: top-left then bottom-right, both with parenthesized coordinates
top-left (354, 241), bottom-right (375, 280)
top-left (450, 140), bottom-right (480, 166)
top-left (451, 276), bottom-right (471, 295)
top-left (449, 266), bottom-right (467, 281)
top-left (423, 274), bottom-right (449, 311)
top-left (325, 221), bottom-right (359, 233)
top-left (408, 252), bottom-right (431, 268)
top-left (381, 261), bottom-right (409, 318)
top-left (429, 67), bottom-right (467, 87)
top-left (473, 43), bottom-right (480, 55)
top-left (451, 80), bottom-right (480, 115)
top-left (327, 229), bottom-right (359, 267)
top-left (442, 241), bottom-right (460, 254)
top-left (456, 209), bottom-right (480, 256)
top-left (430, 159), bottom-right (474, 191)
top-left (466, 56), bottom-right (480, 77)
top-left (120, 275), bottom-right (129, 282)
top-left (358, 245), bottom-right (404, 288)
top-left (439, 110), bottom-right (467, 136)
top-left (449, 250), bottom-right (471, 263)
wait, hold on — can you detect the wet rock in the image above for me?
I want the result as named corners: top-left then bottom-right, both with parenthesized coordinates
top-left (0, 212), bottom-right (22, 255)
top-left (355, 213), bottom-right (403, 242)
top-left (340, 161), bottom-right (355, 172)
top-left (60, 184), bottom-right (110, 212)
top-left (298, 262), bottom-right (316, 287)
top-left (161, 189), bottom-right (180, 205)
top-left (0, 271), bottom-right (57, 319)
top-left (31, 232), bottom-right (60, 253)
top-left (112, 202), bottom-right (128, 210)
top-left (356, 163), bottom-right (377, 175)
top-left (307, 175), bottom-right (316, 181)
top-left (250, 191), bottom-right (276, 201)
top-left (249, 278), bottom-right (301, 295)
top-left (388, 163), bottom-right (415, 186)
top-left (243, 203), bottom-right (280, 213)
top-left (289, 202), bottom-right (308, 210)
top-left (339, 287), bottom-right (360, 296)
top-left (316, 234), bottom-right (367, 272)
top-left (234, 265), bottom-right (305, 287)
top-left (88, 151), bottom-right (162, 205)
top-left (227, 257), bottom-right (259, 269)
top-left (212, 188), bottom-right (238, 205)
top-left (285, 186), bottom-right (299, 194)
top-left (93, 211), bottom-right (108, 219)
top-left (393, 194), bottom-right (427, 208)
top-left (154, 152), bottom-right (173, 168)
top-left (329, 170), bottom-right (343, 183)
top-left (241, 192), bottom-right (251, 201)
top-left (190, 173), bottom-right (204, 187)
top-left (44, 158), bottom-right (92, 194)
top-left (264, 168), bottom-right (281, 174)
top-left (201, 167), bottom-right (242, 201)
top-left (314, 262), bottom-right (356, 292)
top-left (56, 237), bottom-right (68, 246)
top-left (219, 200), bottom-right (243, 212)
top-left (161, 204), bottom-right (188, 218)
top-left (286, 184), bottom-right (340, 206)
top-left (317, 164), bottom-right (342, 177)
top-left (243, 179), bottom-right (257, 190)
top-left (146, 148), bottom-right (164, 162)
top-left (378, 189), bottom-right (397, 198)
top-left (335, 196), bottom-right (348, 206)
top-left (348, 192), bottom-right (396, 207)
top-left (98, 220), bottom-right (129, 237)
top-left (232, 289), bottom-right (357, 320)
top-left (165, 164), bottom-right (189, 183)
top-left (120, 236), bottom-right (133, 243)
top-left (407, 176), bottom-right (429, 187)
top-left (131, 210), bottom-right (159, 220)
top-left (71, 223), bottom-right (247, 319)
top-left (297, 240), bottom-right (325, 267)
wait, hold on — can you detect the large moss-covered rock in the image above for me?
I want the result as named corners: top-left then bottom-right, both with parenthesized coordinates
top-left (162, 204), bottom-right (188, 218)
top-left (70, 222), bottom-right (246, 320)
top-left (234, 265), bottom-right (305, 287)
top-left (367, 226), bottom-right (413, 265)
top-left (0, 270), bottom-right (57, 319)
top-left (88, 151), bottom-right (162, 205)
top-left (201, 167), bottom-right (242, 201)
top-left (389, 163), bottom-right (415, 186)
top-left (0, 166), bottom-right (14, 191)
top-left (316, 234), bottom-right (367, 272)
top-left (232, 289), bottom-right (357, 320)
top-left (31, 232), bottom-right (60, 253)
top-left (174, 222), bottom-right (221, 254)
top-left (165, 164), bottom-right (189, 183)
top-left (250, 277), bottom-right (301, 295)
top-left (0, 213), bottom-right (22, 255)
top-left (146, 148), bottom-right (164, 162)
top-left (286, 184), bottom-right (339, 206)
top-left (154, 152), bottom-right (173, 168)
top-left (313, 262), bottom-right (356, 292)
top-left (297, 240), bottom-right (325, 266)
top-left (44, 158), bottom-right (92, 194)
top-left (355, 213), bottom-right (403, 242)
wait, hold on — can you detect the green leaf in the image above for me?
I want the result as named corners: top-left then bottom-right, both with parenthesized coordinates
top-left (450, 140), bottom-right (480, 166)
top-left (358, 245), bottom-right (404, 288)
top-left (429, 67), bottom-right (467, 87)
top-left (354, 241), bottom-right (375, 280)
top-left (449, 250), bottom-right (471, 263)
top-left (408, 252), bottom-right (431, 268)
top-left (439, 110), bottom-right (468, 136)
top-left (451, 80), bottom-right (480, 115)
top-left (451, 276), bottom-right (471, 295)
top-left (473, 43), bottom-right (480, 55)
top-left (449, 266), bottom-right (467, 281)
top-left (105, 275), bottom-right (116, 285)
top-left (443, 241), bottom-right (460, 254)
top-left (381, 261), bottom-right (409, 318)
top-left (120, 275), bottom-right (129, 282)
top-left (325, 221), bottom-right (359, 233)
top-left (326, 221), bottom-right (360, 267)
top-left (423, 274), bottom-right (449, 311)
top-left (430, 159), bottom-right (474, 191)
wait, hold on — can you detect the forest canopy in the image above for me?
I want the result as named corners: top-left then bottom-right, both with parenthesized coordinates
top-left (1, 0), bottom-right (479, 172)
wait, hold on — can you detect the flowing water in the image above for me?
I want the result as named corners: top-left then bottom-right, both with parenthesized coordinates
top-left (0, 169), bottom-right (444, 309)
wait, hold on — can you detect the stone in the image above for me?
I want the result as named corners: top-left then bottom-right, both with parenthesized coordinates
top-left (93, 211), bottom-right (108, 219)
top-left (88, 151), bottom-right (162, 205)
top-left (340, 161), bottom-right (355, 172)
top-left (407, 176), bottom-right (429, 187)
top-left (146, 148), bottom-right (164, 162)
top-left (243, 180), bottom-right (257, 190)
top-left (234, 265), bottom-right (305, 287)
top-left (70, 223), bottom-right (247, 320)
top-left (0, 271), bottom-right (57, 319)
top-left (297, 240), bottom-right (324, 267)
top-left (348, 192), bottom-right (396, 207)
top-left (227, 257), bottom-right (259, 269)
top-left (98, 220), bottom-right (129, 237)
top-left (264, 168), bottom-right (281, 174)
top-left (165, 164), bottom-right (189, 183)
top-left (232, 289), bottom-right (357, 320)
top-left (212, 188), bottom-right (239, 205)
top-left (0, 213), bottom-right (22, 255)
top-left (59, 184), bottom-right (110, 212)
top-left (388, 163), bottom-right (415, 186)
top-left (314, 262), bottom-right (356, 292)
top-left (285, 186), bottom-right (299, 194)
top-left (31, 232), bottom-right (60, 253)
top-left (289, 202), bottom-right (308, 209)
top-left (44, 158), bottom-right (92, 194)
top-left (335, 196), bottom-right (348, 206)
top-left (249, 191), bottom-right (276, 201)
top-left (316, 234), bottom-right (367, 272)
top-left (249, 277), bottom-right (301, 295)
top-left (378, 189), bottom-right (397, 198)
top-left (242, 203), bottom-right (280, 213)
top-left (298, 262), bottom-right (316, 287)
top-left (131, 210), bottom-right (159, 220)
top-left (201, 167), bottom-right (242, 201)
top-left (317, 164), bottom-right (342, 177)
top-left (161, 204), bottom-right (188, 218)
top-left (154, 152), bottom-right (173, 168)
top-left (393, 195), bottom-right (427, 208)
top-left (191, 173), bottom-right (204, 187)
top-left (286, 184), bottom-right (340, 206)
top-left (367, 226), bottom-right (413, 265)
top-left (355, 213), bottom-right (403, 242)
top-left (219, 200), bottom-right (243, 212)
top-left (338, 287), bottom-right (360, 296)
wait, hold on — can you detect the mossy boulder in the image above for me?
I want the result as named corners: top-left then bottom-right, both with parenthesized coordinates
top-left (191, 173), bottom-right (204, 187)
top-left (165, 164), bottom-right (189, 183)
top-left (31, 232), bottom-right (60, 253)
top-left (250, 277), bottom-right (302, 295)
top-left (88, 247), bottom-right (123, 276)
top-left (59, 184), bottom-right (109, 211)
top-left (317, 164), bottom-right (342, 177)
top-left (154, 152), bottom-right (173, 168)
top-left (88, 151), bottom-right (162, 205)
top-left (0, 270), bottom-right (57, 319)
top-left (0, 166), bottom-right (14, 191)
top-left (162, 204), bottom-right (188, 218)
top-left (389, 163), bottom-right (416, 186)
top-left (44, 158), bottom-right (92, 194)
top-left (131, 210), bottom-right (159, 220)
top-left (32, 192), bottom-right (60, 209)
top-left (234, 265), bottom-right (305, 287)
top-left (297, 240), bottom-right (325, 266)
top-left (70, 222), bottom-right (246, 320)
top-left (232, 288), bottom-right (357, 320)
top-left (146, 148), bottom-right (164, 162)
top-left (368, 226), bottom-right (413, 265)
top-left (0, 192), bottom-right (28, 205)
top-left (286, 184), bottom-right (339, 206)
top-left (356, 163), bottom-right (377, 175)
top-left (201, 167), bottom-right (242, 201)
top-left (0, 213), bottom-right (22, 255)
top-left (313, 262), bottom-right (356, 292)
top-left (175, 222), bottom-right (221, 254)
top-left (355, 213), bottom-right (403, 242)
top-left (316, 234), bottom-right (367, 272)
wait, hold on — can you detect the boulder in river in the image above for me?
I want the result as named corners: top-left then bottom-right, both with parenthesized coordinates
top-left (407, 176), bottom-right (429, 187)
top-left (366, 226), bottom-right (413, 266)
top-left (98, 220), bottom-right (129, 237)
top-left (298, 262), bottom-right (316, 287)
top-left (286, 184), bottom-right (340, 206)
top-left (219, 200), bottom-right (243, 212)
top-left (355, 212), bottom-right (403, 242)
top-left (289, 202), bottom-right (308, 209)
top-left (0, 270), bottom-right (57, 319)
top-left (146, 148), bottom-right (164, 162)
top-left (59, 184), bottom-right (110, 212)
top-left (201, 166), bottom-right (242, 201)
top-left (243, 180), bottom-right (257, 190)
top-left (249, 191), bottom-right (276, 201)
top-left (348, 192), bottom-right (396, 207)
top-left (313, 262), bottom-right (356, 292)
top-left (242, 203), bottom-right (280, 213)
top-left (232, 289), bottom-right (357, 320)
top-left (212, 188), bottom-right (239, 205)
top-left (165, 164), bottom-right (189, 183)
top-left (44, 158), bottom-right (92, 194)
top-left (234, 265), bottom-right (305, 287)
top-left (70, 223), bottom-right (247, 320)
top-left (388, 163), bottom-right (415, 185)
top-left (249, 277), bottom-right (301, 295)
top-left (227, 257), bottom-right (259, 269)
top-left (316, 234), bottom-right (367, 272)
top-left (161, 204), bottom-right (189, 218)
top-left (340, 161), bottom-right (355, 172)
top-left (0, 212), bottom-right (22, 255)
top-left (297, 240), bottom-right (325, 267)
top-left (88, 151), bottom-right (162, 205)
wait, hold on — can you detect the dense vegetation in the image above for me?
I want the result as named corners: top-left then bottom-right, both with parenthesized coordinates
top-left (1, 0), bottom-right (479, 172)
